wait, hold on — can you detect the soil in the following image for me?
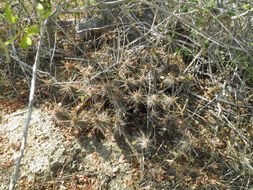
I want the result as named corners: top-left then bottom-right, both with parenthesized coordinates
top-left (0, 108), bottom-right (142, 190)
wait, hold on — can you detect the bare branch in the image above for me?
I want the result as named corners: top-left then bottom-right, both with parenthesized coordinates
top-left (8, 1), bottom-right (71, 189)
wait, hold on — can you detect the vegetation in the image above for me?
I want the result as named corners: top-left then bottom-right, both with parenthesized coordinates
top-left (1, 0), bottom-right (253, 189)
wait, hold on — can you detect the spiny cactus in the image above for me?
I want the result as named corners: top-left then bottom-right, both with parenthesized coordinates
top-left (63, 48), bottom-right (187, 140)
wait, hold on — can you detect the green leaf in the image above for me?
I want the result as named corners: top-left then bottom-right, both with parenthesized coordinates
top-left (4, 32), bottom-right (20, 45)
top-left (20, 36), bottom-right (32, 49)
top-left (42, 10), bottom-right (52, 19)
top-left (183, 50), bottom-right (191, 56)
top-left (4, 4), bottom-right (18, 24)
top-left (227, 11), bottom-right (236, 16)
top-left (37, 3), bottom-right (45, 15)
top-left (4, 37), bottom-right (16, 45)
top-left (202, 41), bottom-right (209, 49)
top-left (208, 2), bottom-right (215, 7)
top-left (81, 95), bottom-right (87, 102)
top-left (175, 48), bottom-right (181, 53)
top-left (242, 4), bottom-right (251, 10)
top-left (203, 8), bottom-right (209, 13)
top-left (25, 25), bottom-right (39, 36)
top-left (89, 0), bottom-right (96, 5)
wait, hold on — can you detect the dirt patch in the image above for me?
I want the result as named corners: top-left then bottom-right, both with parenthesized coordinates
top-left (0, 108), bottom-right (141, 189)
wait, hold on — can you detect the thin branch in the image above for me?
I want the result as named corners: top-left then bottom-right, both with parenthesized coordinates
top-left (10, 54), bottom-right (57, 81)
top-left (8, 1), bottom-right (71, 190)
top-left (232, 7), bottom-right (253, 20)
top-left (144, 0), bottom-right (249, 54)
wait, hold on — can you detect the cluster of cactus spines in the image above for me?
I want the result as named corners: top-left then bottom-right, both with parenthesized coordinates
top-left (130, 90), bottom-right (144, 104)
top-left (55, 44), bottom-right (188, 149)
top-left (135, 130), bottom-right (154, 152)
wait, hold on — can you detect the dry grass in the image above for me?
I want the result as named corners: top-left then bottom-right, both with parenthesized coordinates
top-left (1, 0), bottom-right (253, 189)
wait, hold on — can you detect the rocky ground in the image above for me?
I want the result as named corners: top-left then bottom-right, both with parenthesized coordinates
top-left (0, 108), bottom-right (146, 190)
